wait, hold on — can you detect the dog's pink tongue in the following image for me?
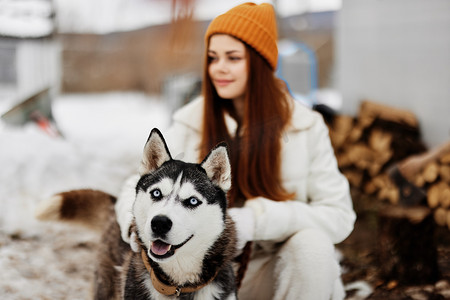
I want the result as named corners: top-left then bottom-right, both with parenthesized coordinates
top-left (151, 241), bottom-right (172, 256)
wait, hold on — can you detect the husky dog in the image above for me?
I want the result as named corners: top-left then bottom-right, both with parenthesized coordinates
top-left (36, 128), bottom-right (237, 300)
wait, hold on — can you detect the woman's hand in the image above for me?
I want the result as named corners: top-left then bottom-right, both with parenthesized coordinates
top-left (228, 207), bottom-right (255, 253)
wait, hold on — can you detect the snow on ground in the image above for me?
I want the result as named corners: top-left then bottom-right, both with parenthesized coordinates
top-left (0, 225), bottom-right (99, 299)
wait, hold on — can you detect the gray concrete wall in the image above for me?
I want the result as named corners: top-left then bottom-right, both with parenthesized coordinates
top-left (336, 0), bottom-right (450, 148)
top-left (0, 38), bottom-right (60, 112)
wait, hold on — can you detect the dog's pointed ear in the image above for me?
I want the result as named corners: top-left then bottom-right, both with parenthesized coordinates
top-left (200, 143), bottom-right (231, 191)
top-left (139, 128), bottom-right (172, 175)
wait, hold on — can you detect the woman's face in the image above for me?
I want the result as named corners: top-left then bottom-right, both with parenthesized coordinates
top-left (208, 34), bottom-right (248, 103)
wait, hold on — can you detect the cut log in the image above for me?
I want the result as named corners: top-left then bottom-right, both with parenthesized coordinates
top-left (434, 207), bottom-right (447, 227)
top-left (377, 186), bottom-right (399, 205)
top-left (329, 115), bottom-right (354, 150)
top-left (342, 169), bottom-right (364, 187)
top-left (441, 187), bottom-right (450, 208)
top-left (364, 180), bottom-right (377, 195)
top-left (378, 205), bottom-right (439, 285)
top-left (441, 152), bottom-right (450, 164)
top-left (427, 182), bottom-right (448, 209)
top-left (399, 140), bottom-right (450, 182)
top-left (358, 114), bottom-right (375, 130)
top-left (375, 171), bottom-right (400, 204)
top-left (423, 161), bottom-right (440, 183)
top-left (348, 126), bottom-right (364, 143)
top-left (364, 174), bottom-right (388, 195)
top-left (368, 151), bottom-right (393, 177)
top-left (369, 129), bottom-right (393, 153)
top-left (368, 163), bottom-right (383, 178)
top-left (359, 100), bottom-right (419, 129)
top-left (413, 174), bottom-right (426, 188)
top-left (335, 146), bottom-right (375, 169)
top-left (345, 144), bottom-right (375, 170)
top-left (440, 165), bottom-right (450, 183)
top-left (388, 188), bottom-right (399, 205)
top-left (336, 152), bottom-right (352, 168)
top-left (427, 184), bottom-right (441, 209)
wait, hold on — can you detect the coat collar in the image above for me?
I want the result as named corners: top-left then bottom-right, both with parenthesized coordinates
top-left (172, 96), bottom-right (316, 134)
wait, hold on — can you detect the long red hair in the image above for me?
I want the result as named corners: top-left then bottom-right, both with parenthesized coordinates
top-left (200, 38), bottom-right (295, 207)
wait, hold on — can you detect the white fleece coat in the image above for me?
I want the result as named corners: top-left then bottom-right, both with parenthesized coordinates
top-left (116, 97), bottom-right (356, 246)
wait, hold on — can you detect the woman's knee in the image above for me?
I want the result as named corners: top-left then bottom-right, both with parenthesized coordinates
top-left (272, 229), bottom-right (342, 299)
top-left (284, 228), bottom-right (334, 255)
top-left (277, 228), bottom-right (339, 276)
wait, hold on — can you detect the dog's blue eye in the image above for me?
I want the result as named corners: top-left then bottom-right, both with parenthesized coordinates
top-left (184, 197), bottom-right (202, 208)
top-left (151, 189), bottom-right (162, 199)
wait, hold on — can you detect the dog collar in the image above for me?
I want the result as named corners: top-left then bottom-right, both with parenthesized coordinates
top-left (141, 249), bottom-right (218, 297)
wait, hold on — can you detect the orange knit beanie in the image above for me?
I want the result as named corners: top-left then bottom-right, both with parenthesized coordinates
top-left (205, 2), bottom-right (278, 70)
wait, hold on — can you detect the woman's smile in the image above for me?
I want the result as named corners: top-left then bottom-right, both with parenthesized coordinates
top-left (214, 79), bottom-right (234, 87)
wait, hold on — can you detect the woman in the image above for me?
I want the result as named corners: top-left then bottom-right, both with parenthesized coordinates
top-left (116, 3), bottom-right (356, 299)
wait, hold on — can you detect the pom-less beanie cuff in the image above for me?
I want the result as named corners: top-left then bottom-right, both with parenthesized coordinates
top-left (205, 2), bottom-right (278, 70)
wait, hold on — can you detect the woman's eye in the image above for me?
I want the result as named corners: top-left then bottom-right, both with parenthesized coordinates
top-left (208, 56), bottom-right (218, 62)
top-left (151, 189), bottom-right (162, 199)
top-left (229, 56), bottom-right (241, 61)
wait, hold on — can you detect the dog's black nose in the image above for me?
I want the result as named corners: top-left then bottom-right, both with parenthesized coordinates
top-left (151, 215), bottom-right (172, 236)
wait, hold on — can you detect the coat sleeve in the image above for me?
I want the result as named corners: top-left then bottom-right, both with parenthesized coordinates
top-left (244, 116), bottom-right (356, 245)
top-left (115, 174), bottom-right (140, 243)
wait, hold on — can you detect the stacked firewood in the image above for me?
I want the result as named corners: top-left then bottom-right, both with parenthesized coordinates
top-left (376, 143), bottom-right (450, 284)
top-left (373, 142), bottom-right (450, 226)
top-left (327, 100), bottom-right (450, 283)
top-left (327, 100), bottom-right (426, 198)
top-left (427, 156), bottom-right (450, 228)
top-left (328, 100), bottom-right (450, 228)
top-left (400, 146), bottom-right (450, 228)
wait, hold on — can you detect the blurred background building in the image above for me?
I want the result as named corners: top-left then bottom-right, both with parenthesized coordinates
top-left (0, 0), bottom-right (449, 147)
top-left (336, 0), bottom-right (450, 148)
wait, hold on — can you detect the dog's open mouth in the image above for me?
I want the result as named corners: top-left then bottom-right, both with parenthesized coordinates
top-left (150, 235), bottom-right (193, 259)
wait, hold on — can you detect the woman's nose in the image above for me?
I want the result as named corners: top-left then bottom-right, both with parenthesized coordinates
top-left (214, 58), bottom-right (228, 72)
